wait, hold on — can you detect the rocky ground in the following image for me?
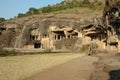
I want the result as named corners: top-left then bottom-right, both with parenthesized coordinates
top-left (90, 51), bottom-right (120, 80)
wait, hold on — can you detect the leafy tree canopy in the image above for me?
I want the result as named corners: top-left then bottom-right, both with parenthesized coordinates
top-left (0, 17), bottom-right (5, 23)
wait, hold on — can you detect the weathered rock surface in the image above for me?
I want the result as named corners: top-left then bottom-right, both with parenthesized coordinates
top-left (90, 0), bottom-right (120, 79)
top-left (0, 16), bottom-right (101, 49)
top-left (90, 52), bottom-right (120, 80)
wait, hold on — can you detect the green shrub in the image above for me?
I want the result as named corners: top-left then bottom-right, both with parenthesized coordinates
top-left (43, 48), bottom-right (52, 53)
top-left (0, 49), bottom-right (9, 54)
top-left (0, 49), bottom-right (9, 56)
top-left (9, 49), bottom-right (17, 55)
top-left (80, 44), bottom-right (89, 53)
top-left (0, 49), bottom-right (17, 56)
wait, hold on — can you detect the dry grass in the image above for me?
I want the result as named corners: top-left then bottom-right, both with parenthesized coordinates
top-left (0, 53), bottom-right (82, 80)
top-left (52, 7), bottom-right (103, 19)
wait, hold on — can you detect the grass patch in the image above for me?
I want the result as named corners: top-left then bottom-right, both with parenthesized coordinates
top-left (43, 48), bottom-right (52, 53)
top-left (0, 53), bottom-right (81, 80)
top-left (0, 49), bottom-right (18, 56)
top-left (80, 44), bottom-right (89, 53)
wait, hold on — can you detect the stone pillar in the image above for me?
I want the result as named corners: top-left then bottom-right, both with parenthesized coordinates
top-left (60, 35), bottom-right (62, 40)
top-left (106, 15), bottom-right (109, 26)
top-left (118, 41), bottom-right (120, 52)
top-left (55, 35), bottom-right (57, 40)
top-left (70, 35), bottom-right (72, 38)
top-left (66, 35), bottom-right (68, 39)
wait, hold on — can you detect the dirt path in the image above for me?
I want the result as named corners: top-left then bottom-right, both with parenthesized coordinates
top-left (24, 55), bottom-right (98, 80)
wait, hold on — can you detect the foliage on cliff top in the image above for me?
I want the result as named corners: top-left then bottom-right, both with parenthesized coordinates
top-left (0, 17), bottom-right (5, 23)
top-left (16, 0), bottom-right (104, 18)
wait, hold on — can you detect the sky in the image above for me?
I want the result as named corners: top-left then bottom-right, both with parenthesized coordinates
top-left (0, 0), bottom-right (63, 19)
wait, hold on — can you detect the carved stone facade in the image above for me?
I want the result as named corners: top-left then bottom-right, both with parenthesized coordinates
top-left (81, 0), bottom-right (120, 51)
top-left (1, 0), bottom-right (120, 52)
top-left (82, 24), bottom-right (106, 49)
top-left (22, 25), bottom-right (80, 49)
top-left (103, 0), bottom-right (120, 51)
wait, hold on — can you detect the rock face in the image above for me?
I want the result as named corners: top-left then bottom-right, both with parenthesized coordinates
top-left (82, 0), bottom-right (120, 52)
top-left (90, 0), bottom-right (120, 80)
top-left (103, 0), bottom-right (120, 51)
top-left (1, 0), bottom-right (120, 52)
top-left (0, 17), bottom-right (100, 51)
top-left (90, 52), bottom-right (120, 80)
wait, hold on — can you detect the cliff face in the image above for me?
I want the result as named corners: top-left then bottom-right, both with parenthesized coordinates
top-left (0, 0), bottom-right (104, 50)
top-left (103, 0), bottom-right (120, 50)
top-left (1, 0), bottom-right (120, 52)
top-left (0, 15), bottom-right (101, 49)
top-left (90, 1), bottom-right (120, 79)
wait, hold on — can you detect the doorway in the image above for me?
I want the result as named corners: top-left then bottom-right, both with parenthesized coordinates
top-left (34, 43), bottom-right (41, 48)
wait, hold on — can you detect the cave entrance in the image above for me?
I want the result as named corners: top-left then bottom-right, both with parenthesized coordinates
top-left (54, 31), bottom-right (65, 40)
top-left (34, 43), bottom-right (41, 48)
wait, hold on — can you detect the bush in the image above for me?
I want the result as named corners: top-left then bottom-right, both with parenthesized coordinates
top-left (0, 49), bottom-right (17, 56)
top-left (80, 44), bottom-right (89, 53)
top-left (80, 42), bottom-right (98, 54)
top-left (0, 17), bottom-right (5, 23)
top-left (43, 48), bottom-right (52, 53)
top-left (0, 49), bottom-right (9, 56)
top-left (9, 49), bottom-right (17, 55)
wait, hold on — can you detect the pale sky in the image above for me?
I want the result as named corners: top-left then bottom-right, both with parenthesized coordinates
top-left (0, 0), bottom-right (63, 19)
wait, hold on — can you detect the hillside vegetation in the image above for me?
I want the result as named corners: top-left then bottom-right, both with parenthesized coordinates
top-left (16, 0), bottom-right (104, 19)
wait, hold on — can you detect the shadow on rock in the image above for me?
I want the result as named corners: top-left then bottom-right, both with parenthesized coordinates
top-left (109, 69), bottom-right (120, 80)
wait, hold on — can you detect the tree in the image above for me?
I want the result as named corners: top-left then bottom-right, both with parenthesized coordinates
top-left (41, 5), bottom-right (53, 13)
top-left (28, 7), bottom-right (39, 14)
top-left (0, 17), bottom-right (5, 23)
top-left (17, 13), bottom-right (25, 18)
